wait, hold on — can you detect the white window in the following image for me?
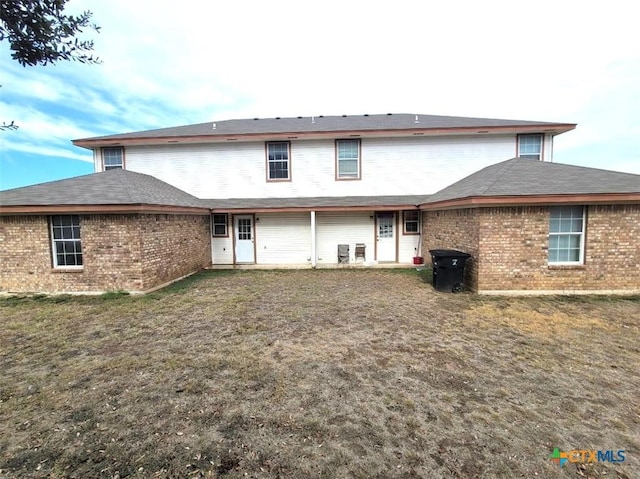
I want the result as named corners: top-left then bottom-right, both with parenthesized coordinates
top-left (266, 142), bottom-right (290, 180)
top-left (403, 210), bottom-right (419, 234)
top-left (102, 147), bottom-right (124, 170)
top-left (212, 214), bottom-right (228, 237)
top-left (548, 206), bottom-right (585, 264)
top-left (336, 139), bottom-right (361, 179)
top-left (51, 215), bottom-right (83, 268)
top-left (518, 134), bottom-right (543, 160)
top-left (237, 218), bottom-right (252, 240)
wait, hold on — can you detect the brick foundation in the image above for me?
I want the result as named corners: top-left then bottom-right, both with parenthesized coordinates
top-left (422, 204), bottom-right (640, 293)
top-left (0, 214), bottom-right (211, 293)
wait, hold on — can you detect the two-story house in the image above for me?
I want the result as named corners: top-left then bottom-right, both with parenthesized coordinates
top-left (72, 113), bottom-right (574, 267)
top-left (1, 113), bottom-right (639, 294)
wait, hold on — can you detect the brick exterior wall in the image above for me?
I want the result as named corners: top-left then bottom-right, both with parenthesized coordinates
top-left (0, 214), bottom-right (211, 293)
top-left (421, 209), bottom-right (480, 290)
top-left (422, 204), bottom-right (640, 293)
top-left (475, 206), bottom-right (554, 292)
top-left (138, 214), bottom-right (212, 290)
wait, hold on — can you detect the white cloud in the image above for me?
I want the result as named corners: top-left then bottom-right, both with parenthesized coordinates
top-left (2, 140), bottom-right (93, 163)
top-left (0, 101), bottom-right (96, 142)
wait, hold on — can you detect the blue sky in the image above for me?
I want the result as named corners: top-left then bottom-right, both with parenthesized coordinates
top-left (1, 0), bottom-right (639, 191)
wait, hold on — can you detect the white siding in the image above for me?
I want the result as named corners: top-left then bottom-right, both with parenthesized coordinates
top-left (211, 236), bottom-right (234, 265)
top-left (212, 211), bottom-right (419, 266)
top-left (255, 213), bottom-right (311, 264)
top-left (543, 133), bottom-right (554, 162)
top-left (211, 214), bottom-right (233, 264)
top-left (122, 135), bottom-right (518, 199)
top-left (398, 211), bottom-right (422, 263)
top-left (316, 212), bottom-right (376, 264)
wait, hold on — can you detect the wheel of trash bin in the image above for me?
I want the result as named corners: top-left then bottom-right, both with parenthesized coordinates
top-left (452, 283), bottom-right (463, 293)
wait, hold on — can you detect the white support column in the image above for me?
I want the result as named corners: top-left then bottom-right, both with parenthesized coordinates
top-left (310, 210), bottom-right (317, 267)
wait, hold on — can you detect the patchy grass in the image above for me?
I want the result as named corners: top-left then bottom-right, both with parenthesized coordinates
top-left (1, 269), bottom-right (638, 478)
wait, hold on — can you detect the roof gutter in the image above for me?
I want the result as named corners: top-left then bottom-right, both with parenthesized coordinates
top-left (0, 204), bottom-right (211, 215)
top-left (419, 193), bottom-right (640, 210)
top-left (211, 204), bottom-right (421, 214)
top-left (1, 203), bottom-right (424, 215)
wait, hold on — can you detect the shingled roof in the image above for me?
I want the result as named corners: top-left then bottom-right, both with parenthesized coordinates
top-left (425, 158), bottom-right (640, 206)
top-left (0, 169), bottom-right (430, 213)
top-left (73, 113), bottom-right (576, 146)
top-left (0, 169), bottom-right (207, 211)
top-left (3, 159), bottom-right (638, 214)
top-left (206, 195), bottom-right (432, 212)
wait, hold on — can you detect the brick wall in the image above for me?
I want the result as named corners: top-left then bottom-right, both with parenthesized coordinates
top-left (1, 216), bottom-right (64, 293)
top-left (422, 204), bottom-right (640, 293)
top-left (0, 214), bottom-right (211, 294)
top-left (564, 204), bottom-right (640, 291)
top-left (138, 214), bottom-right (211, 290)
top-left (475, 206), bottom-right (551, 291)
top-left (422, 209), bottom-right (480, 290)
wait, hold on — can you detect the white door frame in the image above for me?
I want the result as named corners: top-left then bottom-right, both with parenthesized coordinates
top-left (376, 212), bottom-right (397, 262)
top-left (234, 214), bottom-right (255, 264)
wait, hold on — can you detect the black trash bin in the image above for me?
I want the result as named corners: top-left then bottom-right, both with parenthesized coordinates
top-left (429, 249), bottom-right (471, 293)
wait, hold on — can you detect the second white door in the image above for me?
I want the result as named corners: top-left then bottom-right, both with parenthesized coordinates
top-left (377, 213), bottom-right (396, 262)
top-left (235, 215), bottom-right (255, 263)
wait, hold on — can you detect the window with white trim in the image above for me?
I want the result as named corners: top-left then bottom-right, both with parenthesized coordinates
top-left (548, 206), bottom-right (585, 264)
top-left (212, 214), bottom-right (228, 237)
top-left (102, 147), bottom-right (124, 170)
top-left (51, 215), bottom-right (83, 267)
top-left (403, 210), bottom-right (419, 234)
top-left (518, 134), bottom-right (543, 160)
top-left (336, 139), bottom-right (361, 179)
top-left (237, 218), bottom-right (252, 240)
top-left (266, 142), bottom-right (290, 180)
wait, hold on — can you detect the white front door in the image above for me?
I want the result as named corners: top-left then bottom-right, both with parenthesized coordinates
top-left (234, 215), bottom-right (255, 263)
top-left (377, 213), bottom-right (396, 262)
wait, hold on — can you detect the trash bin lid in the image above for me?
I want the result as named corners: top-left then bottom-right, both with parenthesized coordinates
top-left (429, 249), bottom-right (471, 259)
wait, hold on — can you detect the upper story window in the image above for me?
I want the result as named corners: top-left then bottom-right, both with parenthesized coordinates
top-left (212, 214), bottom-right (228, 237)
top-left (518, 134), bottom-right (543, 160)
top-left (336, 139), bottom-right (361, 179)
top-left (403, 210), bottom-right (420, 234)
top-left (50, 215), bottom-right (83, 268)
top-left (102, 147), bottom-right (124, 170)
top-left (266, 142), bottom-right (290, 181)
top-left (548, 206), bottom-right (585, 264)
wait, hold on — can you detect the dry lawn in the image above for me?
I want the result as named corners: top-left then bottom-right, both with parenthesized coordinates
top-left (0, 269), bottom-right (639, 478)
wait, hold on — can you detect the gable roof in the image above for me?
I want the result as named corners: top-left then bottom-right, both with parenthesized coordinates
top-left (424, 158), bottom-right (640, 208)
top-left (73, 113), bottom-right (576, 147)
top-left (0, 169), bottom-right (208, 214)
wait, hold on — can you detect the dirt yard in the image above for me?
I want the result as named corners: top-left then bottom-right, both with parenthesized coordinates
top-left (1, 269), bottom-right (638, 478)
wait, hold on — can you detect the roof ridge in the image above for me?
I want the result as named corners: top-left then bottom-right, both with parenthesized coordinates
top-left (118, 169), bottom-right (140, 203)
top-left (475, 158), bottom-right (521, 196)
